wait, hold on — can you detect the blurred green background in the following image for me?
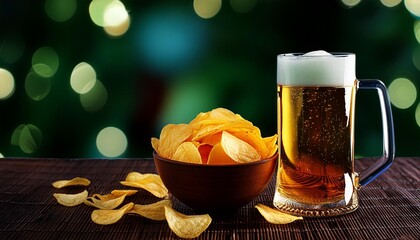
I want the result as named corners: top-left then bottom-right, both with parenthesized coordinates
top-left (0, 0), bottom-right (419, 158)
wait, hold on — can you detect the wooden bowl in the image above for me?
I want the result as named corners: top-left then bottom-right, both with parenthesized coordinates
top-left (153, 151), bottom-right (277, 213)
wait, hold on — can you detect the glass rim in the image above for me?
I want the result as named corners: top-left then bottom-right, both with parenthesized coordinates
top-left (278, 52), bottom-right (355, 58)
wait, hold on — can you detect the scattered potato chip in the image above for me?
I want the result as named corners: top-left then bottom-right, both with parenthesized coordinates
top-left (125, 172), bottom-right (158, 182)
top-left (151, 108), bottom-right (278, 164)
top-left (91, 202), bottom-right (134, 225)
top-left (84, 193), bottom-right (127, 210)
top-left (172, 142), bottom-right (202, 164)
top-left (110, 189), bottom-right (138, 197)
top-left (164, 205), bottom-right (212, 239)
top-left (120, 172), bottom-right (168, 198)
top-left (53, 190), bottom-right (88, 207)
top-left (128, 199), bottom-right (172, 221)
top-left (52, 177), bottom-right (91, 189)
top-left (221, 131), bottom-right (261, 163)
top-left (255, 204), bottom-right (303, 224)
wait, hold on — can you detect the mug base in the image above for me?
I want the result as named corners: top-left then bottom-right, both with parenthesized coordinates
top-left (273, 192), bottom-right (359, 217)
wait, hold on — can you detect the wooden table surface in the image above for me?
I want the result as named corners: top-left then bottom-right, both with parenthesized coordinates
top-left (0, 157), bottom-right (418, 239)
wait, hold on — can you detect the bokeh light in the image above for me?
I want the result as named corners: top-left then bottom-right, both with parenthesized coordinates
top-left (90, 0), bottom-right (114, 27)
top-left (0, 68), bottom-right (15, 100)
top-left (388, 77), bottom-right (417, 109)
top-left (193, 0), bottom-right (222, 19)
top-left (103, 0), bottom-right (128, 27)
top-left (415, 102), bottom-right (420, 127)
top-left (405, 0), bottom-right (420, 17)
top-left (96, 126), bottom-right (127, 157)
top-left (230, 0), bottom-right (257, 13)
top-left (341, 0), bottom-right (362, 7)
top-left (0, 33), bottom-right (25, 64)
top-left (80, 80), bottom-right (108, 112)
top-left (414, 20), bottom-right (420, 44)
top-left (25, 70), bottom-right (51, 101)
top-left (11, 124), bottom-right (43, 154)
top-left (104, 15), bottom-right (130, 37)
top-left (32, 46), bottom-right (59, 78)
top-left (45, 0), bottom-right (77, 22)
top-left (0, 152), bottom-right (3, 158)
top-left (381, 0), bottom-right (402, 7)
top-left (89, 0), bottom-right (129, 32)
top-left (103, 0), bottom-right (130, 37)
top-left (136, 8), bottom-right (208, 74)
top-left (412, 47), bottom-right (420, 70)
top-left (70, 62), bottom-right (97, 94)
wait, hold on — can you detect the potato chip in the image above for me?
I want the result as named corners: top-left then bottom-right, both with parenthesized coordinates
top-left (53, 190), bottom-right (88, 207)
top-left (151, 137), bottom-right (160, 154)
top-left (263, 134), bottom-right (278, 158)
top-left (125, 172), bottom-right (161, 183)
top-left (192, 119), bottom-right (255, 142)
top-left (52, 177), bottom-right (91, 189)
top-left (164, 205), bottom-right (212, 239)
top-left (200, 132), bottom-right (222, 146)
top-left (231, 129), bottom-right (269, 159)
top-left (156, 124), bottom-right (192, 159)
top-left (255, 203), bottom-right (303, 224)
top-left (172, 142), bottom-right (202, 164)
top-left (91, 202), bottom-right (134, 225)
top-left (197, 143), bottom-right (212, 164)
top-left (205, 107), bottom-right (237, 119)
top-left (128, 199), bottom-right (172, 221)
top-left (221, 131), bottom-right (260, 163)
top-left (84, 193), bottom-right (127, 209)
top-left (120, 172), bottom-right (168, 198)
top-left (189, 108), bottom-right (238, 128)
top-left (207, 143), bottom-right (237, 165)
top-left (110, 189), bottom-right (138, 197)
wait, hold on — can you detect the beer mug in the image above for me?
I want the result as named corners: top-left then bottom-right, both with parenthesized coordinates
top-left (273, 51), bottom-right (395, 217)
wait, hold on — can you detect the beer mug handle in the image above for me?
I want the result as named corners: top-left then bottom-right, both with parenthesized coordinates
top-left (357, 79), bottom-right (396, 186)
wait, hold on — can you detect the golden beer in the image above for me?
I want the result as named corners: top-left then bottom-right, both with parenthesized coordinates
top-left (274, 51), bottom-right (395, 217)
top-left (274, 84), bottom-right (357, 208)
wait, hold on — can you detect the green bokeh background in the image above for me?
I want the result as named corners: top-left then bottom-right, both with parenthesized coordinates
top-left (0, 0), bottom-right (419, 158)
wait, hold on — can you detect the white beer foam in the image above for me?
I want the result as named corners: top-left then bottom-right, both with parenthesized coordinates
top-left (277, 50), bottom-right (355, 86)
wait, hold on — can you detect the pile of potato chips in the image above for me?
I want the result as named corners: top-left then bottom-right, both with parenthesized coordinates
top-left (151, 108), bottom-right (278, 165)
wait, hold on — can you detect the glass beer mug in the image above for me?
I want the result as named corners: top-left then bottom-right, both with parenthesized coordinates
top-left (273, 51), bottom-right (395, 217)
